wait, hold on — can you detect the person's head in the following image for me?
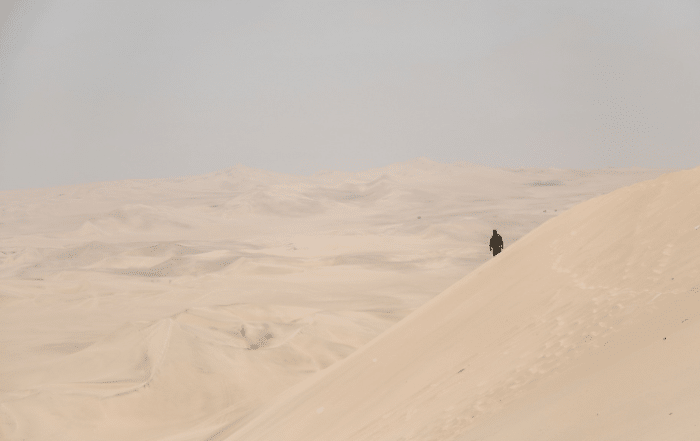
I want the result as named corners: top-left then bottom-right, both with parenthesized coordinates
top-left (493, 229), bottom-right (497, 235)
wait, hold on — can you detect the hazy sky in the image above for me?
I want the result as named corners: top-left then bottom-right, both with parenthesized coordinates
top-left (1, 1), bottom-right (699, 190)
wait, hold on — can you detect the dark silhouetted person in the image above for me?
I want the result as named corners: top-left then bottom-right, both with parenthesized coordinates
top-left (489, 230), bottom-right (503, 256)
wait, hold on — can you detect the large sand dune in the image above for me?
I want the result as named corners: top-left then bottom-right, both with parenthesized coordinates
top-left (225, 164), bottom-right (700, 441)
top-left (0, 159), bottom-right (694, 440)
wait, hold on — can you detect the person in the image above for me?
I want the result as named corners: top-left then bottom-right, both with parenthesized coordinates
top-left (489, 229), bottom-right (503, 256)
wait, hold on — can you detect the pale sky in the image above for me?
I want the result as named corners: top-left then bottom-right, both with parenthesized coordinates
top-left (1, 0), bottom-right (698, 190)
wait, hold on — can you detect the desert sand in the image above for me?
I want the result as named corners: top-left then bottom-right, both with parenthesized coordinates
top-left (0, 158), bottom-right (697, 440)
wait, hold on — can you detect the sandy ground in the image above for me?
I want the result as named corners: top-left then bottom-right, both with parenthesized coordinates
top-left (0, 158), bottom-right (695, 440)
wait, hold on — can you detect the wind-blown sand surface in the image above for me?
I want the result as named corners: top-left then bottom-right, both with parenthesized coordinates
top-left (0, 158), bottom-right (696, 440)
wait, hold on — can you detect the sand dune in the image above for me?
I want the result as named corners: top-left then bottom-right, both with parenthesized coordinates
top-left (0, 159), bottom-right (692, 440)
top-left (225, 166), bottom-right (700, 441)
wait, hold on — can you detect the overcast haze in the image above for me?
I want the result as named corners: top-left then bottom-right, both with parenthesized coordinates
top-left (1, 0), bottom-right (698, 190)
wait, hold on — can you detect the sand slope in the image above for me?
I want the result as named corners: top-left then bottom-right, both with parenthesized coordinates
top-left (0, 159), bottom-right (690, 440)
top-left (225, 166), bottom-right (700, 441)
